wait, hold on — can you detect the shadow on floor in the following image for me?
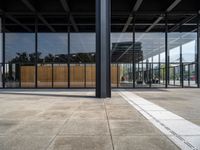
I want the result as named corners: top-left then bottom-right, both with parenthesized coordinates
top-left (0, 92), bottom-right (96, 99)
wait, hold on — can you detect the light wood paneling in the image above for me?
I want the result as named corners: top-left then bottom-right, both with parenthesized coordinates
top-left (21, 66), bottom-right (35, 87)
top-left (37, 64), bottom-right (52, 87)
top-left (70, 64), bottom-right (85, 87)
top-left (53, 65), bottom-right (68, 87)
top-left (21, 64), bottom-right (120, 88)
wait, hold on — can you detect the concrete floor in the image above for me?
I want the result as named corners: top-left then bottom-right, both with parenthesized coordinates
top-left (134, 88), bottom-right (200, 126)
top-left (0, 89), bottom-right (180, 150)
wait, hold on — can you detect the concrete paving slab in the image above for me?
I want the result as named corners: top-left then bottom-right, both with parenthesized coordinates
top-left (113, 135), bottom-right (179, 150)
top-left (107, 109), bottom-right (144, 120)
top-left (34, 110), bottom-right (73, 121)
top-left (77, 104), bottom-right (105, 111)
top-left (60, 119), bottom-right (109, 136)
top-left (47, 136), bottom-right (113, 150)
top-left (0, 135), bottom-right (53, 150)
top-left (10, 121), bottom-right (64, 136)
top-left (0, 89), bottom-right (183, 150)
top-left (110, 120), bottom-right (162, 136)
top-left (71, 110), bottom-right (107, 120)
top-left (0, 120), bottom-right (20, 135)
top-left (0, 110), bottom-right (40, 120)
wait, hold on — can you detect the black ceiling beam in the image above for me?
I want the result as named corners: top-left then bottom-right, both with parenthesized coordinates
top-left (122, 0), bottom-right (143, 32)
top-left (59, 0), bottom-right (79, 32)
top-left (21, 0), bottom-right (56, 32)
top-left (3, 11), bottom-right (198, 16)
top-left (0, 9), bottom-right (32, 32)
top-left (145, 0), bottom-right (182, 32)
top-left (145, 16), bottom-right (163, 32)
top-left (169, 15), bottom-right (197, 32)
top-left (4, 23), bottom-right (197, 26)
top-left (6, 14), bottom-right (32, 32)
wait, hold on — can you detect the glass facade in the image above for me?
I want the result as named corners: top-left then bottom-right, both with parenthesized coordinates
top-left (111, 33), bottom-right (133, 87)
top-left (37, 33), bottom-right (68, 87)
top-left (135, 32), bottom-right (165, 88)
top-left (0, 17), bottom-right (2, 88)
top-left (0, 13), bottom-right (199, 89)
top-left (70, 33), bottom-right (96, 87)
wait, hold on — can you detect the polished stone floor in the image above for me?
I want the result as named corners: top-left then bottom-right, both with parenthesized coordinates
top-left (0, 89), bottom-right (180, 150)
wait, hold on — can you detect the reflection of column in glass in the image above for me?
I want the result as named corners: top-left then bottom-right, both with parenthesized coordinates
top-left (0, 17), bottom-right (2, 87)
top-left (179, 34), bottom-right (183, 87)
top-left (158, 54), bottom-right (161, 84)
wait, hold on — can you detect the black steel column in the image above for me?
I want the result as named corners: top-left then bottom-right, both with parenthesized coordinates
top-left (96, 0), bottom-right (111, 98)
top-left (2, 13), bottom-right (5, 88)
top-left (158, 54), bottom-right (161, 84)
top-left (165, 13), bottom-right (169, 88)
top-left (67, 15), bottom-right (70, 88)
top-left (84, 64), bottom-right (86, 88)
top-left (35, 14), bottom-right (38, 88)
top-left (188, 64), bottom-right (190, 86)
top-left (117, 63), bottom-right (119, 88)
top-left (179, 24), bottom-right (183, 88)
top-left (197, 13), bottom-right (200, 88)
top-left (132, 14), bottom-right (136, 88)
top-left (52, 63), bottom-right (54, 88)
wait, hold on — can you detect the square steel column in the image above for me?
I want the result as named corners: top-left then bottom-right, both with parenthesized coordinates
top-left (96, 0), bottom-right (111, 98)
top-left (165, 13), bottom-right (169, 88)
top-left (197, 13), bottom-right (200, 88)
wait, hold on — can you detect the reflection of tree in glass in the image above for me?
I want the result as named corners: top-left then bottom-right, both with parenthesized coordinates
top-left (10, 52), bottom-right (42, 63)
top-left (10, 52), bottom-right (95, 63)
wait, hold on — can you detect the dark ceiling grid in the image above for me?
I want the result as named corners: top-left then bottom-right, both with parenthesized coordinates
top-left (145, 0), bottom-right (182, 32)
top-left (21, 0), bottom-right (56, 32)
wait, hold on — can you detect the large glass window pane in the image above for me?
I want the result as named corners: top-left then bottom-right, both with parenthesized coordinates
top-left (111, 33), bottom-right (133, 87)
top-left (38, 33), bottom-right (68, 87)
top-left (168, 32), bottom-right (181, 87)
top-left (70, 33), bottom-right (95, 88)
top-left (168, 28), bottom-right (197, 87)
top-left (167, 14), bottom-right (197, 87)
top-left (135, 32), bottom-right (165, 87)
top-left (181, 32), bottom-right (197, 87)
top-left (5, 33), bottom-right (35, 88)
top-left (4, 15), bottom-right (35, 88)
top-left (0, 17), bottom-right (2, 88)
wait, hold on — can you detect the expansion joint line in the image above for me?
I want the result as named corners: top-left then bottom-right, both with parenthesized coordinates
top-left (44, 104), bottom-right (80, 150)
top-left (103, 98), bottom-right (115, 150)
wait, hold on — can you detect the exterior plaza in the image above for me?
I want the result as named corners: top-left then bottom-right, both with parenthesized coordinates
top-left (0, 0), bottom-right (200, 150)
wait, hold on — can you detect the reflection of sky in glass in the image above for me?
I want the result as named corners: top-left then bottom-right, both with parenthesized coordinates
top-left (38, 33), bottom-right (68, 57)
top-left (111, 33), bottom-right (132, 49)
top-left (182, 40), bottom-right (195, 62)
top-left (5, 33), bottom-right (35, 62)
top-left (70, 33), bottom-right (95, 53)
top-left (4, 32), bottom-right (196, 63)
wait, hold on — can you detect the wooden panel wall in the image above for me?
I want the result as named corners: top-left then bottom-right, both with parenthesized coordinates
top-left (53, 65), bottom-right (68, 87)
top-left (111, 65), bottom-right (120, 87)
top-left (20, 66), bottom-right (35, 87)
top-left (21, 65), bottom-right (120, 88)
top-left (70, 64), bottom-right (85, 87)
top-left (86, 64), bottom-right (96, 87)
top-left (37, 65), bottom-right (52, 87)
